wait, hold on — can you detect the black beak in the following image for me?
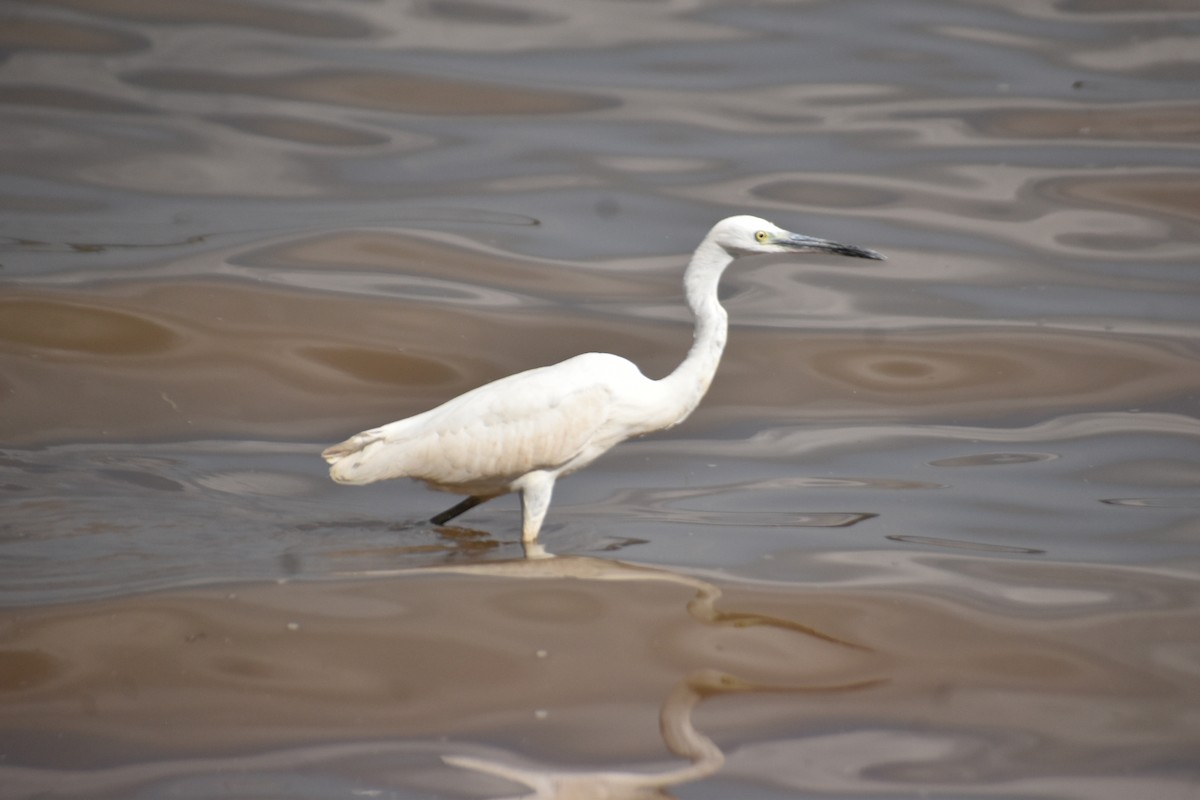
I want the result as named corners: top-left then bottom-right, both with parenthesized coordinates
top-left (782, 233), bottom-right (885, 261)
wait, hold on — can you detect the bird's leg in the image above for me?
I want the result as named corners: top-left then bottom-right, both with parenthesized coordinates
top-left (430, 495), bottom-right (490, 526)
top-left (518, 472), bottom-right (556, 543)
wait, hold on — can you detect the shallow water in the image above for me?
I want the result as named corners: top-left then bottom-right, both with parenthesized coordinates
top-left (2, 0), bottom-right (1199, 798)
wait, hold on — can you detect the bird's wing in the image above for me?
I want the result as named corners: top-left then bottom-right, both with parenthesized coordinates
top-left (325, 353), bottom-right (646, 489)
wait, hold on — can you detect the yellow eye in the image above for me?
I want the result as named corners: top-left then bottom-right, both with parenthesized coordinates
top-left (754, 230), bottom-right (769, 243)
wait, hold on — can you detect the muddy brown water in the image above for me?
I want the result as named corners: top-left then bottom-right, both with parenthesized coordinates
top-left (1, 1), bottom-right (1198, 798)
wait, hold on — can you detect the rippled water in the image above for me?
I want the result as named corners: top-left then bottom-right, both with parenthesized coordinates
top-left (2, 1), bottom-right (1198, 798)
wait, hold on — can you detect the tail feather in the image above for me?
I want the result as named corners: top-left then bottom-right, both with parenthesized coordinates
top-left (322, 428), bottom-right (401, 485)
top-left (321, 429), bottom-right (384, 464)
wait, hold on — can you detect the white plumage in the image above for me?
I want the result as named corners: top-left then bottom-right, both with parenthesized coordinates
top-left (323, 215), bottom-right (883, 542)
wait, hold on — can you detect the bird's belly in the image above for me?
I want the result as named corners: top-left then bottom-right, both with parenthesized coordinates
top-left (418, 475), bottom-right (522, 496)
top-left (410, 427), bottom-right (619, 496)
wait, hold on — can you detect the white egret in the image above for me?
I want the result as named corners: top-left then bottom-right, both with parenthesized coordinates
top-left (322, 215), bottom-right (883, 542)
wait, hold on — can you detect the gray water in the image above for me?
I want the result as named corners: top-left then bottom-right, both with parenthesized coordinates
top-left (1, 1), bottom-right (1198, 798)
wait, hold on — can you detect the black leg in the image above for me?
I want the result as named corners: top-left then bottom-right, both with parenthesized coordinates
top-left (430, 495), bottom-right (489, 526)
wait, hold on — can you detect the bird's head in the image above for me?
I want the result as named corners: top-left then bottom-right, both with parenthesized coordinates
top-left (710, 215), bottom-right (885, 261)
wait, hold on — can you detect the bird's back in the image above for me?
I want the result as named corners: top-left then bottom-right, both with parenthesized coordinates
top-left (323, 352), bottom-right (651, 493)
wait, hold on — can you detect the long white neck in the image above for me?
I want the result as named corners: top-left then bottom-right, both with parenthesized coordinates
top-left (639, 238), bottom-right (732, 433)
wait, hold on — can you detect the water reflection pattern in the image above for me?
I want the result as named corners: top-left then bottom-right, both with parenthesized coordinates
top-left (1, 558), bottom-right (881, 798)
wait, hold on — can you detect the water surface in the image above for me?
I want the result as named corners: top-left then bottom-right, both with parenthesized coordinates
top-left (1, 1), bottom-right (1198, 797)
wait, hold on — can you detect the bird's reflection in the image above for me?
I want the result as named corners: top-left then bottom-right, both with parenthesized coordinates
top-left (344, 543), bottom-right (866, 650)
top-left (443, 667), bottom-right (882, 799)
top-left (0, 662), bottom-right (880, 800)
top-left (0, 547), bottom-right (883, 799)
top-left (336, 547), bottom-right (881, 797)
